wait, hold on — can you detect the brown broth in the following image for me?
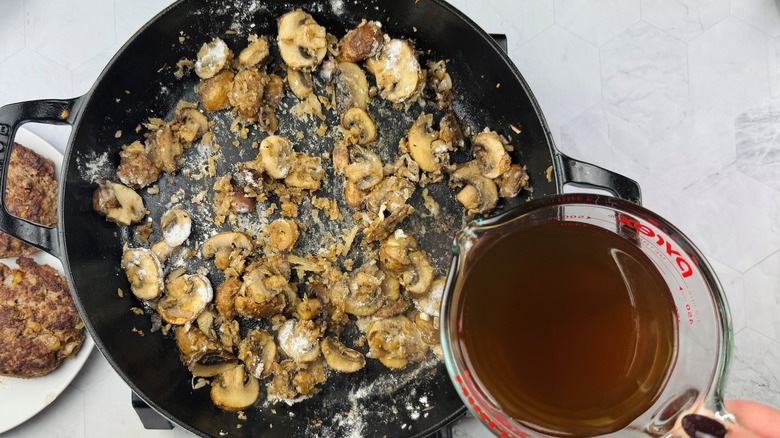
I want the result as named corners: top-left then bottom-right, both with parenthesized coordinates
top-left (458, 221), bottom-right (677, 436)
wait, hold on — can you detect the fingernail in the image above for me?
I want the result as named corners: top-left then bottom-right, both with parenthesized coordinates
top-left (681, 414), bottom-right (727, 438)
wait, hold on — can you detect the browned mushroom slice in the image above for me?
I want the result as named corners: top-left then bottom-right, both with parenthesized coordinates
top-left (151, 124), bottom-right (184, 174)
top-left (439, 112), bottom-right (464, 149)
top-left (189, 349), bottom-right (239, 378)
top-left (363, 176), bottom-right (415, 215)
top-left (321, 337), bottom-right (365, 373)
top-left (345, 147), bottom-right (383, 191)
top-left (258, 135), bottom-right (294, 179)
top-left (201, 232), bottom-right (254, 274)
top-left (287, 67), bottom-right (313, 100)
top-left (210, 364), bottom-right (260, 411)
top-left (277, 319), bottom-right (322, 363)
top-left (175, 325), bottom-right (221, 363)
top-left (277, 10), bottom-right (327, 70)
top-left (365, 39), bottom-right (421, 103)
top-left (238, 329), bottom-right (277, 379)
top-left (238, 36), bottom-right (270, 68)
top-left (158, 274), bottom-right (213, 325)
top-left (414, 311), bottom-right (440, 345)
top-left (195, 37), bottom-right (233, 79)
top-left (414, 276), bottom-right (445, 318)
top-left (284, 153), bottom-right (324, 191)
top-left (366, 316), bottom-right (427, 370)
top-left (344, 262), bottom-right (386, 316)
top-left (497, 164), bottom-right (530, 198)
top-left (228, 68), bottom-right (264, 118)
top-left (295, 297), bottom-right (322, 320)
top-left (161, 208), bottom-right (192, 247)
top-left (406, 113), bottom-right (449, 173)
top-left (401, 251), bottom-right (434, 296)
top-left (449, 161), bottom-right (499, 216)
top-left (341, 107), bottom-right (376, 145)
top-left (92, 180), bottom-right (146, 226)
top-left (338, 20), bottom-right (384, 62)
top-left (121, 247), bottom-right (163, 300)
top-left (332, 139), bottom-right (350, 175)
top-left (196, 70), bottom-right (234, 112)
top-left (472, 131), bottom-right (511, 179)
top-left (263, 74), bottom-right (285, 109)
top-left (216, 277), bottom-right (241, 320)
top-left (379, 229), bottom-right (418, 273)
top-left (117, 141), bottom-right (161, 189)
top-left (334, 62), bottom-right (369, 114)
top-left (267, 219), bottom-right (300, 252)
top-left (363, 204), bottom-right (415, 243)
top-left (235, 265), bottom-right (294, 318)
top-left (172, 102), bottom-right (209, 145)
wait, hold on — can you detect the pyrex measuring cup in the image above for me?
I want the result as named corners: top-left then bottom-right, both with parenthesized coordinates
top-left (440, 194), bottom-right (735, 437)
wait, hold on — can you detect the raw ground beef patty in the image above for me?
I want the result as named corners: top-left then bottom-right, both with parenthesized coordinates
top-left (0, 257), bottom-right (84, 378)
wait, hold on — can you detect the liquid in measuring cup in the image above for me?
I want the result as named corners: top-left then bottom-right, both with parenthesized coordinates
top-left (458, 220), bottom-right (678, 436)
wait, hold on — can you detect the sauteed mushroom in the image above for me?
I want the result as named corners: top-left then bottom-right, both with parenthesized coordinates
top-left (407, 113), bottom-right (442, 173)
top-left (277, 10), bottom-right (327, 70)
top-left (379, 229), bottom-right (417, 273)
top-left (175, 325), bottom-right (220, 363)
top-left (345, 147), bottom-right (383, 191)
top-left (173, 104), bottom-right (209, 144)
top-left (401, 251), bottom-right (434, 296)
top-left (366, 316), bottom-right (427, 369)
top-left (238, 35), bottom-right (270, 68)
top-left (277, 319), bottom-right (321, 363)
top-left (92, 180), bottom-right (146, 226)
top-left (497, 164), bottom-right (530, 198)
top-left (238, 329), bottom-right (277, 379)
top-left (414, 276), bottom-right (445, 318)
top-left (210, 364), bottom-right (260, 411)
top-left (235, 264), bottom-right (294, 318)
top-left (189, 349), bottom-right (239, 378)
top-left (228, 68), bottom-right (264, 118)
top-left (338, 21), bottom-right (384, 62)
top-left (215, 277), bottom-right (241, 320)
top-left (439, 112), bottom-right (464, 149)
top-left (195, 37), bottom-right (232, 79)
top-left (284, 153), bottom-right (324, 191)
top-left (287, 67), bottom-right (313, 100)
top-left (268, 219), bottom-right (300, 252)
top-left (344, 262), bottom-right (385, 316)
top-left (196, 70), bottom-right (234, 112)
top-left (158, 273), bottom-right (213, 325)
top-left (151, 124), bottom-right (184, 174)
top-left (295, 297), bottom-right (322, 320)
top-left (121, 248), bottom-right (163, 300)
top-left (449, 161), bottom-right (499, 216)
top-left (334, 61), bottom-right (369, 114)
top-left (201, 232), bottom-right (254, 273)
top-left (161, 208), bottom-right (192, 247)
top-left (366, 39), bottom-right (421, 103)
top-left (472, 131), bottom-right (511, 179)
top-left (116, 141), bottom-right (160, 189)
top-left (321, 337), bottom-right (365, 373)
top-left (259, 135), bottom-right (294, 179)
top-left (341, 107), bottom-right (376, 145)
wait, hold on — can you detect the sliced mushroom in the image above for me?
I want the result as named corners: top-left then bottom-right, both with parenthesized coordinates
top-left (373, 296), bottom-right (410, 318)
top-left (158, 274), bottom-right (213, 325)
top-left (332, 140), bottom-right (350, 175)
top-left (414, 312), bottom-right (440, 345)
top-left (117, 141), bottom-right (161, 189)
top-left (497, 164), bottom-right (530, 198)
top-left (401, 251), bottom-right (434, 297)
top-left (449, 161), bottom-right (499, 216)
top-left (263, 74), bottom-right (285, 109)
top-left (211, 364), bottom-right (260, 411)
top-left (365, 39), bottom-right (421, 103)
top-left (363, 204), bottom-right (415, 243)
top-left (287, 67), bottom-right (313, 99)
top-left (341, 107), bottom-right (376, 145)
top-left (173, 103), bottom-right (209, 145)
top-left (235, 265), bottom-right (294, 318)
top-left (161, 209), bottom-right (192, 247)
top-left (216, 277), bottom-right (241, 320)
top-left (379, 229), bottom-right (418, 273)
top-left (334, 62), bottom-right (369, 114)
top-left (321, 337), bottom-right (365, 373)
top-left (366, 316), bottom-right (427, 370)
top-left (338, 21), bottom-right (384, 62)
top-left (238, 36), bottom-right (270, 68)
top-left (344, 180), bottom-right (364, 209)
top-left (439, 112), bottom-right (464, 149)
top-left (415, 276), bottom-right (445, 318)
top-left (175, 325), bottom-right (221, 364)
top-left (121, 248), bottom-right (163, 300)
top-left (202, 232), bottom-right (254, 273)
top-left (228, 68), bottom-right (264, 118)
top-left (92, 180), bottom-right (146, 226)
top-left (259, 135), bottom-right (294, 179)
top-left (284, 153), bottom-right (324, 191)
top-left (196, 70), bottom-right (234, 112)
top-left (151, 124), bottom-right (184, 174)
top-left (345, 147), bottom-right (383, 191)
top-left (344, 262), bottom-right (385, 316)
top-left (268, 219), bottom-right (300, 252)
top-left (238, 329), bottom-right (277, 379)
top-left (277, 319), bottom-right (321, 363)
top-left (406, 113), bottom-right (442, 173)
top-left (277, 10), bottom-right (327, 70)
top-left (195, 37), bottom-right (233, 79)
top-left (472, 131), bottom-right (511, 179)
top-left (150, 240), bottom-right (173, 264)
top-left (296, 297), bottom-right (322, 320)
top-left (189, 349), bottom-right (239, 377)
top-left (391, 154), bottom-right (420, 183)
top-left (363, 176), bottom-right (415, 215)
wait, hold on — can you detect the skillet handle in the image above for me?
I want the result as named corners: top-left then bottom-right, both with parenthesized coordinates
top-left (554, 152), bottom-right (642, 205)
top-left (0, 98), bottom-right (82, 259)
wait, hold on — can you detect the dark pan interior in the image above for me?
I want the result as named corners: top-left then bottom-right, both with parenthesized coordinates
top-left (60, 0), bottom-right (558, 436)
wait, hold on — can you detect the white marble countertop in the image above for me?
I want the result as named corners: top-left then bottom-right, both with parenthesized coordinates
top-left (1, 0), bottom-right (779, 437)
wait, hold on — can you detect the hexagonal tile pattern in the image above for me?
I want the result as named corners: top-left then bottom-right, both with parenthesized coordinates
top-left (554, 0), bottom-right (640, 46)
top-left (513, 26), bottom-right (601, 141)
top-left (2, 386), bottom-right (85, 437)
top-left (69, 348), bottom-right (117, 392)
top-left (670, 169), bottom-right (780, 273)
top-left (72, 43), bottom-right (122, 96)
top-left (25, 0), bottom-right (115, 70)
top-left (731, 0), bottom-right (780, 38)
top-left (0, 0), bottom-right (25, 63)
top-left (601, 22), bottom-right (689, 142)
top-left (735, 97), bottom-right (780, 191)
top-left (114, 0), bottom-right (175, 44)
top-left (688, 17), bottom-right (771, 118)
top-left (742, 250), bottom-right (780, 341)
top-left (640, 0), bottom-right (729, 42)
top-left (465, 0), bottom-right (553, 52)
top-left (727, 328), bottom-right (780, 405)
top-left (0, 49), bottom-right (72, 106)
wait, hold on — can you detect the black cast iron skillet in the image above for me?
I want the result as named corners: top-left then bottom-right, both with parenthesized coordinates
top-left (0, 0), bottom-right (641, 436)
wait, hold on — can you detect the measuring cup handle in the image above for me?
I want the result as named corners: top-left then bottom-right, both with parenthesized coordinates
top-left (554, 152), bottom-right (642, 205)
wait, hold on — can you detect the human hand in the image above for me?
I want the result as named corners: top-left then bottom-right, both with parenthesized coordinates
top-left (681, 400), bottom-right (780, 438)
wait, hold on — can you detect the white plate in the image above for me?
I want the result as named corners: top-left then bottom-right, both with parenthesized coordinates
top-left (0, 126), bottom-right (94, 434)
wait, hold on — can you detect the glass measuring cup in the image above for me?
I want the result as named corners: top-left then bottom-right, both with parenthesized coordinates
top-left (440, 194), bottom-right (735, 437)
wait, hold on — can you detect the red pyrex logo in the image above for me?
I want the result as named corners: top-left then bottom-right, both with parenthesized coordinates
top-left (617, 215), bottom-right (693, 279)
